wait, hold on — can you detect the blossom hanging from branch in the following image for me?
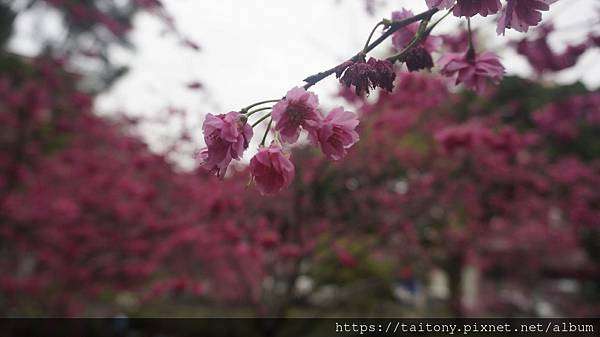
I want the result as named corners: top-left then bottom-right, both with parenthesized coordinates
top-left (198, 0), bottom-right (560, 194)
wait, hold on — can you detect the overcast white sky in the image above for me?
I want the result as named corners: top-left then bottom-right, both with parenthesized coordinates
top-left (9, 0), bottom-right (600, 162)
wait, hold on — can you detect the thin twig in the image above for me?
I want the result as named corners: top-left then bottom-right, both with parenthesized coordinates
top-left (246, 106), bottom-right (272, 118)
top-left (251, 113), bottom-right (272, 128)
top-left (260, 118), bottom-right (272, 146)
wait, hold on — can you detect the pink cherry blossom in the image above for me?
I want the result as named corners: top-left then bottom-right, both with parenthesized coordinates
top-left (272, 87), bottom-right (321, 144)
top-left (309, 107), bottom-right (360, 161)
top-left (249, 144), bottom-right (295, 195)
top-left (497, 0), bottom-right (557, 35)
top-left (438, 51), bottom-right (505, 93)
top-left (199, 111), bottom-right (253, 178)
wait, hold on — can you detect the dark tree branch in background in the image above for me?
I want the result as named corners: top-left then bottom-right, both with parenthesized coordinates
top-left (302, 8), bottom-right (439, 90)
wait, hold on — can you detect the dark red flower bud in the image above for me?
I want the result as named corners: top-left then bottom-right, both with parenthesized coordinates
top-left (339, 62), bottom-right (376, 95)
top-left (404, 46), bottom-right (434, 72)
top-left (335, 57), bottom-right (396, 95)
top-left (367, 57), bottom-right (396, 92)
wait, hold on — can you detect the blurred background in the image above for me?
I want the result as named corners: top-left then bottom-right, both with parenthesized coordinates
top-left (1, 0), bottom-right (599, 326)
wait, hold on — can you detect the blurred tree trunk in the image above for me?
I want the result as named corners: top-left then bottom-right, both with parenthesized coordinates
top-left (445, 253), bottom-right (464, 318)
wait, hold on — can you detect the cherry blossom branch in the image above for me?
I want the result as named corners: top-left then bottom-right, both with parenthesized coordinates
top-left (243, 7), bottom-right (441, 127)
top-left (201, 1), bottom-right (560, 196)
top-left (302, 7), bottom-right (439, 90)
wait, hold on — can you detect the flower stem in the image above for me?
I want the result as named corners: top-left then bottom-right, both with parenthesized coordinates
top-left (246, 106), bottom-right (272, 117)
top-left (260, 118), bottom-right (273, 146)
top-left (251, 113), bottom-right (272, 128)
top-left (242, 99), bottom-right (280, 113)
top-left (430, 6), bottom-right (454, 29)
top-left (363, 21), bottom-right (385, 52)
top-left (466, 17), bottom-right (476, 62)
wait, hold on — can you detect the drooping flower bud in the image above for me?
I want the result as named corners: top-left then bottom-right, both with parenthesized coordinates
top-left (404, 46), bottom-right (434, 72)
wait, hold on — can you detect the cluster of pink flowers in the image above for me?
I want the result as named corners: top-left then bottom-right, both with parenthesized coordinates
top-left (199, 87), bottom-right (360, 195)
top-left (198, 0), bottom-right (564, 194)
top-left (387, 5), bottom-right (507, 94)
top-left (425, 0), bottom-right (558, 35)
top-left (407, 0), bottom-right (560, 93)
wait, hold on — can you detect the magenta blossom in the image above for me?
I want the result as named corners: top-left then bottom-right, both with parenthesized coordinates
top-left (249, 144), bottom-right (295, 195)
top-left (199, 111), bottom-right (253, 178)
top-left (309, 107), bottom-right (360, 161)
top-left (272, 87), bottom-right (321, 144)
top-left (497, 0), bottom-right (557, 35)
top-left (438, 51), bottom-right (505, 93)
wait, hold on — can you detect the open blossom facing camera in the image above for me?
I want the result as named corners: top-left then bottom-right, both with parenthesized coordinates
top-left (199, 111), bottom-right (253, 178)
top-left (272, 87), bottom-right (321, 143)
top-left (438, 51), bottom-right (505, 93)
top-left (249, 144), bottom-right (295, 195)
top-left (309, 107), bottom-right (360, 161)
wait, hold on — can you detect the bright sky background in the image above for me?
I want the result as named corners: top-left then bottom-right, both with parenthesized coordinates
top-left (9, 0), bottom-right (600, 165)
